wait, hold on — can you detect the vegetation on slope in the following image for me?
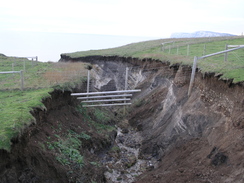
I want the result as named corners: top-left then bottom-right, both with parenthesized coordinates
top-left (0, 88), bottom-right (52, 151)
top-left (64, 36), bottom-right (244, 83)
top-left (0, 55), bottom-right (88, 151)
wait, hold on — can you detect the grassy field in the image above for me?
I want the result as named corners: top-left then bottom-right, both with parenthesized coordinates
top-left (0, 55), bottom-right (88, 151)
top-left (64, 36), bottom-right (244, 83)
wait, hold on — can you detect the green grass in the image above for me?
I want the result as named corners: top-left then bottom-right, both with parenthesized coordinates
top-left (75, 104), bottom-right (115, 133)
top-left (47, 130), bottom-right (84, 168)
top-left (0, 88), bottom-right (53, 151)
top-left (0, 55), bottom-right (88, 151)
top-left (64, 36), bottom-right (244, 83)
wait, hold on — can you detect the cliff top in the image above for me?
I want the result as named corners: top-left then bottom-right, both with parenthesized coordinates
top-left (62, 36), bottom-right (244, 83)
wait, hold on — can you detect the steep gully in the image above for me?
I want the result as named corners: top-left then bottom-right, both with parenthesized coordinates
top-left (61, 55), bottom-right (244, 183)
top-left (0, 55), bottom-right (243, 183)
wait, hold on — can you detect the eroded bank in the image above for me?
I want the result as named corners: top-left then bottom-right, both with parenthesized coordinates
top-left (0, 55), bottom-right (243, 183)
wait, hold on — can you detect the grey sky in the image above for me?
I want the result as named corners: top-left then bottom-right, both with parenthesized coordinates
top-left (1, 0), bottom-right (243, 61)
top-left (1, 0), bottom-right (243, 37)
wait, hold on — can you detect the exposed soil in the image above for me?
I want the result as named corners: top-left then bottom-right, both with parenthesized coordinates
top-left (0, 55), bottom-right (244, 183)
top-left (0, 88), bottom-right (117, 183)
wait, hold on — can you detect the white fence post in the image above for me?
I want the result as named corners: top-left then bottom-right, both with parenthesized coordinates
top-left (0, 71), bottom-right (24, 90)
top-left (124, 67), bottom-right (129, 114)
top-left (23, 60), bottom-right (26, 72)
top-left (86, 69), bottom-right (90, 101)
top-left (20, 70), bottom-right (24, 91)
top-left (188, 56), bottom-right (198, 96)
top-left (161, 44), bottom-right (164, 51)
top-left (125, 67), bottom-right (128, 90)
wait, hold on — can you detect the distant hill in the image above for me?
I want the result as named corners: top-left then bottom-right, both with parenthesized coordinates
top-left (170, 31), bottom-right (236, 38)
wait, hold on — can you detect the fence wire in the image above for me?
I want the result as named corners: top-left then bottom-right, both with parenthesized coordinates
top-left (0, 61), bottom-right (88, 90)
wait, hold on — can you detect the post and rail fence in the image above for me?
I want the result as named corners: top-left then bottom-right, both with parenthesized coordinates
top-left (161, 36), bottom-right (243, 57)
top-left (0, 71), bottom-right (24, 91)
top-left (188, 45), bottom-right (244, 96)
top-left (71, 67), bottom-right (141, 107)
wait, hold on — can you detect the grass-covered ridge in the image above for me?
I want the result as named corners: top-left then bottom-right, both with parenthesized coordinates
top-left (64, 36), bottom-right (244, 83)
top-left (0, 55), bottom-right (88, 151)
top-left (0, 88), bottom-right (52, 151)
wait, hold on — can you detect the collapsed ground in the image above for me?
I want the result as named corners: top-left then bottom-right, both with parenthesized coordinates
top-left (0, 56), bottom-right (244, 183)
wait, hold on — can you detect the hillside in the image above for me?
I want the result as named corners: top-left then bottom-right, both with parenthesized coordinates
top-left (170, 31), bottom-right (236, 38)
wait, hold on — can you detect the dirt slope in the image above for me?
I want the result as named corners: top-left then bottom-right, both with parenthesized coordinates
top-left (66, 56), bottom-right (244, 182)
top-left (127, 62), bottom-right (244, 182)
top-left (0, 88), bottom-right (118, 183)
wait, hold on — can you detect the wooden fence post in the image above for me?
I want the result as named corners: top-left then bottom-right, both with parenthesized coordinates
top-left (23, 60), bottom-right (26, 72)
top-left (125, 67), bottom-right (128, 90)
top-left (161, 44), bottom-right (164, 51)
top-left (124, 67), bottom-right (129, 114)
top-left (20, 70), bottom-right (24, 91)
top-left (187, 44), bottom-right (190, 56)
top-left (203, 44), bottom-right (206, 56)
top-left (87, 69), bottom-right (90, 93)
top-left (188, 56), bottom-right (198, 96)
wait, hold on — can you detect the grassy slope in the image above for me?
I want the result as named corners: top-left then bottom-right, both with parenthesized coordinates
top-left (64, 36), bottom-right (244, 83)
top-left (0, 88), bottom-right (52, 151)
top-left (0, 55), bottom-right (88, 151)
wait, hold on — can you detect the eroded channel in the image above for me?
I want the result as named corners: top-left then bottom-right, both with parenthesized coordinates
top-left (101, 123), bottom-right (159, 183)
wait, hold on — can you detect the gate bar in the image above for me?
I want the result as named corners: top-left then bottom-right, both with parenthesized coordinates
top-left (82, 103), bottom-right (132, 107)
top-left (199, 45), bottom-right (244, 59)
top-left (77, 94), bottom-right (132, 100)
top-left (71, 89), bottom-right (141, 96)
top-left (81, 98), bottom-right (131, 103)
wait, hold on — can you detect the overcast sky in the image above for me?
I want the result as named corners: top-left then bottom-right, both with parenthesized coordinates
top-left (0, 0), bottom-right (243, 61)
top-left (1, 0), bottom-right (243, 37)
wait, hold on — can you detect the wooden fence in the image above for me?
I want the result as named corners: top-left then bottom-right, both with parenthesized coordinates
top-left (71, 67), bottom-right (141, 107)
top-left (0, 71), bottom-right (24, 90)
top-left (188, 45), bottom-right (244, 96)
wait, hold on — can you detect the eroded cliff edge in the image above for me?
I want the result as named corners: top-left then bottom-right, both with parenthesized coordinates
top-left (60, 55), bottom-right (244, 183)
top-left (0, 54), bottom-right (243, 183)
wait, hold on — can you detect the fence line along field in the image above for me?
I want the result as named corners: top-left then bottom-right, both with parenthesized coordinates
top-left (65, 36), bottom-right (244, 83)
top-left (0, 55), bottom-right (88, 90)
top-left (0, 54), bottom-right (88, 151)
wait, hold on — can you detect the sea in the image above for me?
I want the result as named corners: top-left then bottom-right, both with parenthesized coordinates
top-left (0, 31), bottom-right (161, 62)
